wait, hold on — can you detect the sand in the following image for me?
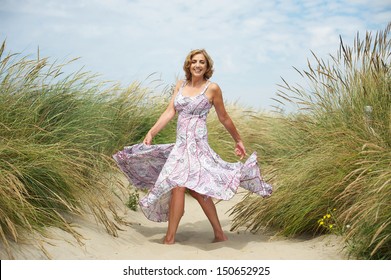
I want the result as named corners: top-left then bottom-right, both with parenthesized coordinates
top-left (0, 188), bottom-right (347, 260)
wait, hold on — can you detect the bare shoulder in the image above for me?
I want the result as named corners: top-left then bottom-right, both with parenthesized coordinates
top-left (175, 79), bottom-right (185, 90)
top-left (172, 79), bottom-right (185, 95)
top-left (208, 82), bottom-right (222, 96)
top-left (207, 82), bottom-right (223, 103)
top-left (178, 79), bottom-right (186, 86)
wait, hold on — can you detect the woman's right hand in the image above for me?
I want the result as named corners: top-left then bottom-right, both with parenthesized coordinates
top-left (234, 140), bottom-right (247, 160)
top-left (143, 132), bottom-right (153, 145)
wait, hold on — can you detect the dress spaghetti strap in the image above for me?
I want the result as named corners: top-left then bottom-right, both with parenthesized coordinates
top-left (201, 81), bottom-right (211, 95)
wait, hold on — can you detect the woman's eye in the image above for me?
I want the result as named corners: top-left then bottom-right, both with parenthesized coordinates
top-left (192, 60), bottom-right (205, 64)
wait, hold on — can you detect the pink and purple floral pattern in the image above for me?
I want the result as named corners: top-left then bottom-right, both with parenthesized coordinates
top-left (113, 82), bottom-right (272, 222)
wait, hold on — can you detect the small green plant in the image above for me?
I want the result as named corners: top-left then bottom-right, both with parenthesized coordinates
top-left (126, 192), bottom-right (140, 211)
top-left (317, 209), bottom-right (339, 233)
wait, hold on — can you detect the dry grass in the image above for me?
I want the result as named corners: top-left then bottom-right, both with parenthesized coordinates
top-left (0, 41), bottom-right (158, 258)
top-left (230, 23), bottom-right (391, 259)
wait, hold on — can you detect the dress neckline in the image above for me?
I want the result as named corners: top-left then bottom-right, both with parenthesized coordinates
top-left (181, 81), bottom-right (211, 98)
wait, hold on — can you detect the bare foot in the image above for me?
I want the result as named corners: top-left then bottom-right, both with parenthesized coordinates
top-left (213, 234), bottom-right (228, 243)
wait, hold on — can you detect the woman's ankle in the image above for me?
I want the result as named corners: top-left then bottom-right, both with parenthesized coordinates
top-left (163, 235), bottom-right (175, 244)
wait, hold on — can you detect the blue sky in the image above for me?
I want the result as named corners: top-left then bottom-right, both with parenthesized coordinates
top-left (0, 0), bottom-right (390, 111)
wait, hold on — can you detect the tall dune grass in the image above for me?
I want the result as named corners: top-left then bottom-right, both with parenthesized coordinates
top-left (0, 41), bottom-right (169, 258)
top-left (230, 23), bottom-right (391, 259)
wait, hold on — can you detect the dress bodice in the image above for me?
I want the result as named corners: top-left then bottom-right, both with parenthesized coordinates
top-left (174, 82), bottom-right (212, 143)
top-left (174, 81), bottom-right (212, 117)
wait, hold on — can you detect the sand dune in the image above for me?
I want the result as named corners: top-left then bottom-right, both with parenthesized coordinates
top-left (0, 189), bottom-right (347, 260)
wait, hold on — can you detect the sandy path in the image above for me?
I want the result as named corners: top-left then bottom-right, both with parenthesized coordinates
top-left (1, 190), bottom-right (346, 260)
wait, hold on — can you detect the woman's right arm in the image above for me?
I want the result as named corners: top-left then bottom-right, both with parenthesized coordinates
top-left (143, 80), bottom-right (182, 145)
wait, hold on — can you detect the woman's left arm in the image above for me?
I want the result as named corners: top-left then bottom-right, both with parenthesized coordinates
top-left (210, 83), bottom-right (247, 159)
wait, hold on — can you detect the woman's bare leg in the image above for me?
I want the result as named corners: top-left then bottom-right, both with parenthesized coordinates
top-left (164, 186), bottom-right (186, 244)
top-left (189, 190), bottom-right (228, 242)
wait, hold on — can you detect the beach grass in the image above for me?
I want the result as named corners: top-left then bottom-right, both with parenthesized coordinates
top-left (0, 41), bottom-right (164, 258)
top-left (230, 23), bottom-right (391, 259)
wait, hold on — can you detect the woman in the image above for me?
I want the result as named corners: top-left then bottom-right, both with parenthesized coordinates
top-left (113, 49), bottom-right (272, 244)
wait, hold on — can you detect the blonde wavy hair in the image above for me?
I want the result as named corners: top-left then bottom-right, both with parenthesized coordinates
top-left (183, 49), bottom-right (214, 81)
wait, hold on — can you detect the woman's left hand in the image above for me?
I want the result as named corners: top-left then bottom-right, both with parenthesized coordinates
top-left (143, 132), bottom-right (153, 145)
top-left (235, 141), bottom-right (247, 160)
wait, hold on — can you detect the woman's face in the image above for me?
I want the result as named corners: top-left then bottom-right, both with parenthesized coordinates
top-left (190, 53), bottom-right (207, 79)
